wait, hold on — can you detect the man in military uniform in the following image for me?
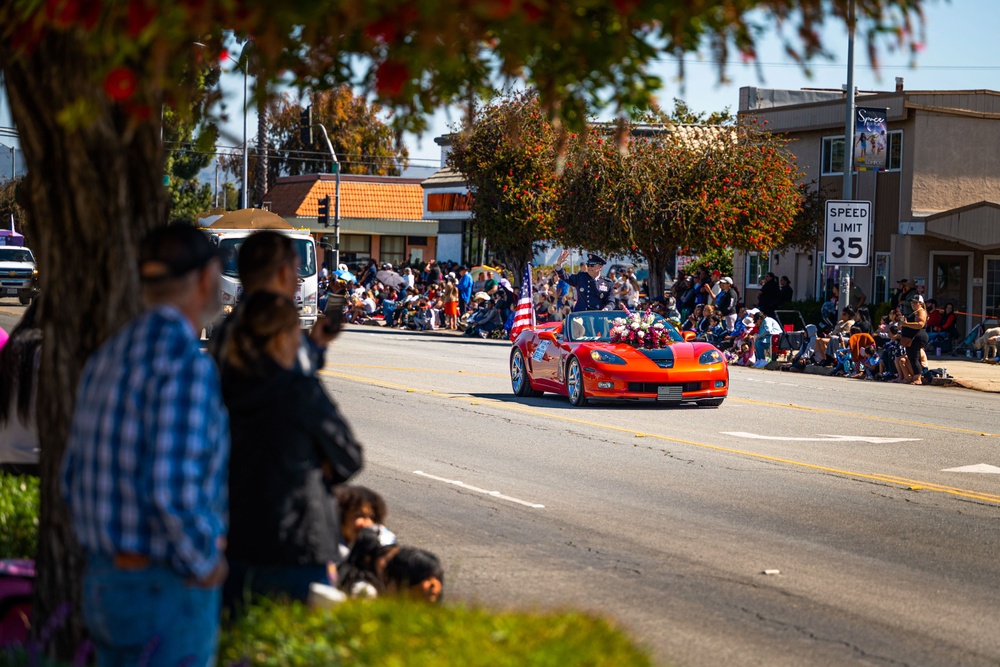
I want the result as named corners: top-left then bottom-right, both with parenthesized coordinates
top-left (554, 249), bottom-right (614, 312)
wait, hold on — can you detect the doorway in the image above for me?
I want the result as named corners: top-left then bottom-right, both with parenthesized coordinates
top-left (930, 253), bottom-right (972, 333)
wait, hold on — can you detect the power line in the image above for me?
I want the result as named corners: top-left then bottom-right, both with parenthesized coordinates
top-left (656, 57), bottom-right (1000, 72)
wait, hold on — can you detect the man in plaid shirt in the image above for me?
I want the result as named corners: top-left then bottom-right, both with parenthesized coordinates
top-left (62, 224), bottom-right (229, 667)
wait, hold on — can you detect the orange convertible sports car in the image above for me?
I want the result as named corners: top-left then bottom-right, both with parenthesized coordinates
top-left (510, 310), bottom-right (728, 407)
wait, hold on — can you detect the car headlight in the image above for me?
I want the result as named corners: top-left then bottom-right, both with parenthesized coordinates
top-left (223, 304), bottom-right (234, 315)
top-left (699, 349), bottom-right (724, 365)
top-left (590, 350), bottom-right (627, 365)
top-left (301, 305), bottom-right (315, 315)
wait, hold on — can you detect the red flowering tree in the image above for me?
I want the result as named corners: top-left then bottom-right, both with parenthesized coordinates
top-left (447, 91), bottom-right (559, 278)
top-left (0, 0), bottom-right (924, 656)
top-left (556, 118), bottom-right (812, 298)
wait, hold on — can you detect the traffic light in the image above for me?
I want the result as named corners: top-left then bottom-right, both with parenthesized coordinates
top-left (317, 195), bottom-right (330, 226)
top-left (300, 106), bottom-right (313, 145)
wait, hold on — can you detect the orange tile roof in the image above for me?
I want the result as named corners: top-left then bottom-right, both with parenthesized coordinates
top-left (265, 175), bottom-right (425, 221)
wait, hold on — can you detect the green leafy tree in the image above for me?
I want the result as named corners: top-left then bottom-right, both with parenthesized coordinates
top-left (0, 175), bottom-right (28, 240)
top-left (163, 58), bottom-right (220, 221)
top-left (556, 114), bottom-right (809, 297)
top-left (447, 91), bottom-right (560, 277)
top-left (219, 87), bottom-right (409, 199)
top-left (0, 0), bottom-right (927, 656)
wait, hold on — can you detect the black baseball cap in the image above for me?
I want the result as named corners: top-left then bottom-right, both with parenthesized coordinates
top-left (139, 223), bottom-right (219, 283)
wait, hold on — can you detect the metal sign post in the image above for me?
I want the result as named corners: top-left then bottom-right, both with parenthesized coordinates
top-left (826, 199), bottom-right (871, 312)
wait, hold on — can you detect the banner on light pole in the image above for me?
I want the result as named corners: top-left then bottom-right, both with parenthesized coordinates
top-left (852, 107), bottom-right (889, 172)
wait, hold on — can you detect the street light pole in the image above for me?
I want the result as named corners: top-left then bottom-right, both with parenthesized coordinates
top-left (318, 123), bottom-right (341, 270)
top-left (842, 0), bottom-right (856, 201)
top-left (222, 42), bottom-right (252, 209)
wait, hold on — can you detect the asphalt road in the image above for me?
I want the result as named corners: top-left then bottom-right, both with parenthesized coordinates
top-left (5, 301), bottom-right (999, 666)
top-left (322, 326), bottom-right (1000, 667)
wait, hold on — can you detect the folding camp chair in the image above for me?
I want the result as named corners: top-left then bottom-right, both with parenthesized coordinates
top-left (775, 310), bottom-right (808, 360)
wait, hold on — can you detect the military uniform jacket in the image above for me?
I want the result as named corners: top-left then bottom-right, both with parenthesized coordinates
top-left (557, 267), bottom-right (614, 312)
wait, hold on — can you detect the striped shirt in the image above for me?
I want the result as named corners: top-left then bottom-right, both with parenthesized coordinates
top-left (61, 305), bottom-right (229, 579)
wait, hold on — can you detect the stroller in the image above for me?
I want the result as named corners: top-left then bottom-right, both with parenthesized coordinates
top-left (951, 321), bottom-right (989, 357)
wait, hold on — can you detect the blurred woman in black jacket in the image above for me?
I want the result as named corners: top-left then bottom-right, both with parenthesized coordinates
top-left (221, 292), bottom-right (363, 614)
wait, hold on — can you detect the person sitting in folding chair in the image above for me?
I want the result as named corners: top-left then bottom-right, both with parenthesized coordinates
top-left (752, 311), bottom-right (782, 367)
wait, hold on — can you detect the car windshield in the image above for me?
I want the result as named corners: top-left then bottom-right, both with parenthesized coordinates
top-left (218, 237), bottom-right (316, 279)
top-left (0, 248), bottom-right (33, 263)
top-left (565, 311), bottom-right (684, 343)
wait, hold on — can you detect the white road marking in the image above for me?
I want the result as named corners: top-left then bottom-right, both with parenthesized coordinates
top-left (942, 464), bottom-right (1000, 474)
top-left (738, 377), bottom-right (801, 387)
top-left (722, 432), bottom-right (921, 444)
top-left (413, 470), bottom-right (545, 508)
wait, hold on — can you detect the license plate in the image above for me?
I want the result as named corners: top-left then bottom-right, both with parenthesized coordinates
top-left (5, 288), bottom-right (16, 295)
top-left (656, 386), bottom-right (683, 402)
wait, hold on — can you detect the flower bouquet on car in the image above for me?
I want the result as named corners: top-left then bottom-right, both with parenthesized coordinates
top-left (609, 307), bottom-right (673, 350)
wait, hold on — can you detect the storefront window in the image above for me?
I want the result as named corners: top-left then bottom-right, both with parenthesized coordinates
top-left (986, 257), bottom-right (1000, 318)
top-left (381, 235), bottom-right (405, 267)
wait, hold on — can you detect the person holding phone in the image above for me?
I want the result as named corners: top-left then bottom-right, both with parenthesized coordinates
top-left (221, 292), bottom-right (362, 614)
top-left (209, 232), bottom-right (339, 376)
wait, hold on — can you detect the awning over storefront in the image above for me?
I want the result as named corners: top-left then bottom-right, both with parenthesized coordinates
top-left (924, 201), bottom-right (1000, 250)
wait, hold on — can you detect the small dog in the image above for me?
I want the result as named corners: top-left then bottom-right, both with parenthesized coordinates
top-left (972, 326), bottom-right (1000, 361)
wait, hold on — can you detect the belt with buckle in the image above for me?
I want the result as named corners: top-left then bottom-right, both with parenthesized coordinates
top-left (112, 552), bottom-right (152, 571)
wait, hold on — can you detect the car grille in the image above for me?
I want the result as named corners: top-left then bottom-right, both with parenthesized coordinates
top-left (3, 269), bottom-right (32, 278)
top-left (628, 382), bottom-right (702, 394)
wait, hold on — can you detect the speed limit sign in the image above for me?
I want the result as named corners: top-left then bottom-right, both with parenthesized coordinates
top-left (824, 200), bottom-right (871, 266)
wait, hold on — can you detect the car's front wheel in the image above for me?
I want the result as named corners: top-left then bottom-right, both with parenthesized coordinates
top-left (511, 348), bottom-right (542, 397)
top-left (566, 357), bottom-right (588, 407)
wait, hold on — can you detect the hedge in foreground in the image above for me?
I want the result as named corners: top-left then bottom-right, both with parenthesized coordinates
top-left (219, 598), bottom-right (653, 667)
top-left (0, 473), bottom-right (39, 559)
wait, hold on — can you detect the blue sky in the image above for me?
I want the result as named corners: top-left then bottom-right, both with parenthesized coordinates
top-left (398, 0), bottom-right (997, 164)
top-left (1, 1), bottom-right (995, 175)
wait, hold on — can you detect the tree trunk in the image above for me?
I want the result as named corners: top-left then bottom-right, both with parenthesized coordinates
top-left (254, 94), bottom-right (268, 207)
top-left (1, 33), bottom-right (166, 659)
top-left (646, 251), bottom-right (671, 302)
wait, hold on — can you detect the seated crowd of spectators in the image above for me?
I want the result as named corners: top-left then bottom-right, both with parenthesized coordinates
top-left (319, 258), bottom-right (976, 386)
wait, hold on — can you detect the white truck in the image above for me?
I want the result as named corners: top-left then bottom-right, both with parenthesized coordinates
top-left (204, 228), bottom-right (319, 329)
top-left (0, 246), bottom-right (39, 305)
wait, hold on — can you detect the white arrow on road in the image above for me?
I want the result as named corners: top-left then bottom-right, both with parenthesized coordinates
top-left (942, 464), bottom-right (1000, 474)
top-left (722, 431), bottom-right (921, 444)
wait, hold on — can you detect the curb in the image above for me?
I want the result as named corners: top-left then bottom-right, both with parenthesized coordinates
top-left (743, 358), bottom-right (998, 393)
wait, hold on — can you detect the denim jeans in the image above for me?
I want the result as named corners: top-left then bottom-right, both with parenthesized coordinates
top-left (82, 554), bottom-right (221, 667)
top-left (754, 334), bottom-right (771, 362)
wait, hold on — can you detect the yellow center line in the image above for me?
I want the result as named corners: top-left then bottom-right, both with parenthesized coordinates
top-left (322, 362), bottom-right (1000, 438)
top-left (730, 397), bottom-right (1000, 438)
top-left (319, 368), bottom-right (1000, 506)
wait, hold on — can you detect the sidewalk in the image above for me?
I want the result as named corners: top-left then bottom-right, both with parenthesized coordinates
top-left (766, 352), bottom-right (1000, 394)
top-left (926, 354), bottom-right (1000, 393)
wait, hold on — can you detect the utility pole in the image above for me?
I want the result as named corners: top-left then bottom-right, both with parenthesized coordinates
top-left (834, 0), bottom-right (858, 311)
top-left (842, 0), bottom-right (856, 200)
top-left (318, 123), bottom-right (341, 270)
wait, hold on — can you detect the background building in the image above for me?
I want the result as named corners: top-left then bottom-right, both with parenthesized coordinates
top-left (265, 173), bottom-right (436, 270)
top-left (737, 84), bottom-right (1000, 333)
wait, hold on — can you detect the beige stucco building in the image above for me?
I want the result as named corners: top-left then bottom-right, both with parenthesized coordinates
top-left (736, 85), bottom-right (1000, 334)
